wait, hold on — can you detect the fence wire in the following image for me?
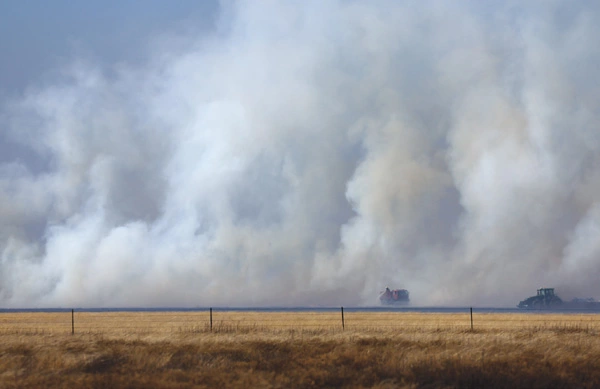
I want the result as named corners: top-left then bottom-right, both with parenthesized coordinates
top-left (1, 310), bottom-right (600, 334)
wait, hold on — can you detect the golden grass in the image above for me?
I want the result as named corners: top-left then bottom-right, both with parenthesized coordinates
top-left (1, 311), bottom-right (600, 388)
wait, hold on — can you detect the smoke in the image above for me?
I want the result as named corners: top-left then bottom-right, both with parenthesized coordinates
top-left (1, 0), bottom-right (599, 307)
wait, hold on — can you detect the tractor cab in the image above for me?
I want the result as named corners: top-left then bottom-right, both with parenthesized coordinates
top-left (537, 288), bottom-right (555, 297)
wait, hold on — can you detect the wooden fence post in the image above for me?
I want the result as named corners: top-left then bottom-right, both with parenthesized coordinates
top-left (341, 307), bottom-right (345, 330)
top-left (470, 307), bottom-right (473, 330)
top-left (210, 308), bottom-right (213, 332)
top-left (71, 309), bottom-right (74, 335)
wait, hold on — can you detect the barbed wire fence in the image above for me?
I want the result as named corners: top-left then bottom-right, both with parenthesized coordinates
top-left (2, 308), bottom-right (600, 335)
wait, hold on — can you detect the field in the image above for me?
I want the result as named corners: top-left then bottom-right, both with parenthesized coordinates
top-left (1, 311), bottom-right (600, 388)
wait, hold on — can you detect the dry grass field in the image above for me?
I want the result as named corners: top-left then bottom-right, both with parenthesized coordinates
top-left (1, 311), bottom-right (600, 388)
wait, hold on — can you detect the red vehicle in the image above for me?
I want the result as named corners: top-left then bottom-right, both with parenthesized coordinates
top-left (380, 287), bottom-right (410, 305)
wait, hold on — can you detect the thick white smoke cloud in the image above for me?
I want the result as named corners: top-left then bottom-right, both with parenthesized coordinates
top-left (1, 0), bottom-right (599, 307)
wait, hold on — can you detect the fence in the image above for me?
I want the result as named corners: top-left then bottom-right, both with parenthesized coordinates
top-left (1, 308), bottom-right (600, 335)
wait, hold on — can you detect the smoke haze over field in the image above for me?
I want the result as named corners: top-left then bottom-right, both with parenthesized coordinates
top-left (1, 1), bottom-right (600, 307)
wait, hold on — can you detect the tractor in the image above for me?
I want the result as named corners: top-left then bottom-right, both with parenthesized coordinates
top-left (517, 288), bottom-right (563, 309)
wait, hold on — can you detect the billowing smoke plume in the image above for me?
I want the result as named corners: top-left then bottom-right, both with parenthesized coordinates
top-left (1, 1), bottom-right (599, 307)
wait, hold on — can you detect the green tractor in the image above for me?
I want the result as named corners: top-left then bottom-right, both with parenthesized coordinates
top-left (517, 288), bottom-right (563, 309)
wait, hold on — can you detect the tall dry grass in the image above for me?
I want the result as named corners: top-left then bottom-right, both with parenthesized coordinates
top-left (1, 311), bottom-right (600, 388)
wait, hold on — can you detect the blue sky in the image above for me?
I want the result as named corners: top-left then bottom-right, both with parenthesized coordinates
top-left (0, 1), bottom-right (219, 97)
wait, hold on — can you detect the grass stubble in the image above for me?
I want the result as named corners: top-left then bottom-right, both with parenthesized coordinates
top-left (1, 311), bottom-right (600, 388)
